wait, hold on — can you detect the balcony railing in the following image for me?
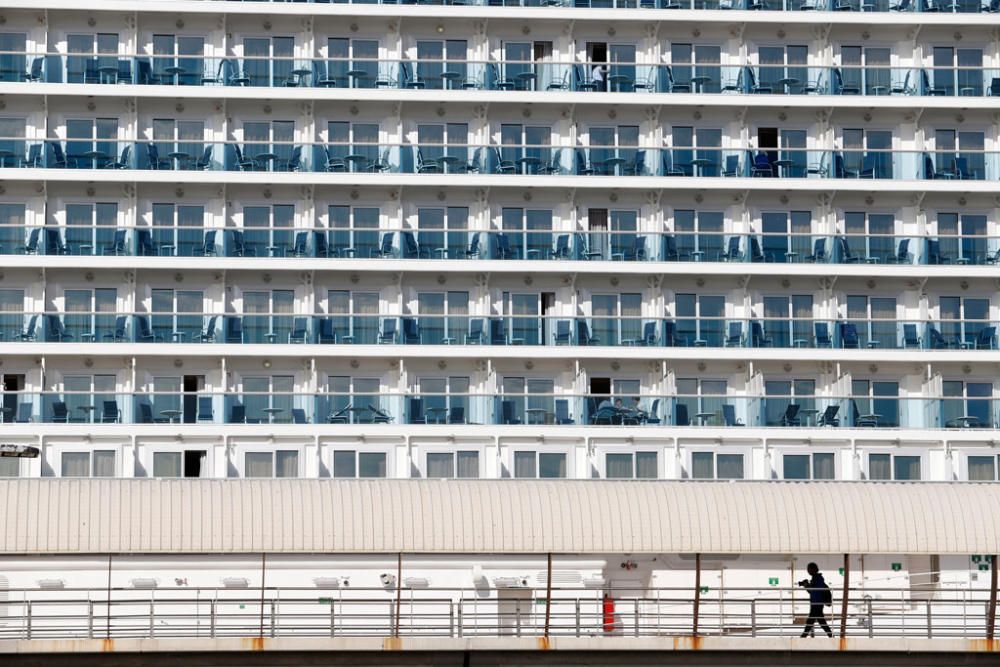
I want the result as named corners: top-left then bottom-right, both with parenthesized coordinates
top-left (4, 226), bottom-right (999, 266)
top-left (3, 392), bottom-right (996, 429)
top-left (4, 140), bottom-right (999, 184)
top-left (3, 313), bottom-right (997, 351)
top-left (6, 54), bottom-right (1000, 97)
top-left (0, 585), bottom-right (994, 642)
top-left (16, 0), bottom-right (997, 11)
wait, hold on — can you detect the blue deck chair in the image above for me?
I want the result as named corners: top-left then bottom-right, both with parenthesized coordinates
top-left (289, 317), bottom-right (308, 344)
top-left (378, 318), bottom-right (397, 344)
top-left (805, 238), bottom-right (826, 262)
top-left (975, 326), bottom-right (997, 350)
top-left (576, 319), bottom-right (601, 346)
top-left (554, 399), bottom-right (573, 425)
top-left (750, 321), bottom-right (772, 347)
top-left (101, 400), bottom-right (120, 424)
top-left (814, 322), bottom-right (832, 347)
top-left (466, 318), bottom-right (484, 344)
top-left (780, 403), bottom-right (801, 426)
top-left (903, 323), bottom-right (921, 348)
top-left (103, 316), bottom-right (128, 342)
top-left (198, 316), bottom-right (218, 343)
top-left (722, 404), bottom-right (744, 426)
top-left (820, 405), bottom-right (840, 426)
top-left (402, 317), bottom-right (420, 344)
top-left (928, 327), bottom-right (950, 349)
top-left (840, 322), bottom-right (860, 348)
top-left (197, 396), bottom-right (214, 422)
top-left (17, 314), bottom-right (38, 341)
top-left (553, 320), bottom-right (572, 345)
top-left (225, 317), bottom-right (244, 343)
top-left (724, 322), bottom-right (743, 347)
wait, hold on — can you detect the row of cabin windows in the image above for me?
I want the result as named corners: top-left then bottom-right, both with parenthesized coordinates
top-left (8, 450), bottom-right (993, 481)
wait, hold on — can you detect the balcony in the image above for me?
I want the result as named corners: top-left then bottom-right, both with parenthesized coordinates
top-left (4, 226), bottom-right (999, 266)
top-left (8, 55), bottom-right (1000, 97)
top-left (2, 313), bottom-right (996, 350)
top-left (47, 0), bottom-right (1000, 11)
top-left (4, 391), bottom-right (996, 429)
top-left (6, 140), bottom-right (1000, 186)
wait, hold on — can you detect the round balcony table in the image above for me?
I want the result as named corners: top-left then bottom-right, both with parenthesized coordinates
top-left (253, 152), bottom-right (278, 171)
top-left (167, 151), bottom-right (193, 170)
top-left (267, 245), bottom-right (286, 257)
top-left (425, 407), bottom-right (447, 424)
top-left (793, 337), bottom-right (809, 347)
top-left (785, 251), bottom-right (799, 263)
top-left (870, 84), bottom-right (888, 96)
top-left (77, 405), bottom-right (96, 422)
top-left (171, 332), bottom-right (186, 343)
top-left (695, 412), bottom-right (716, 426)
top-left (160, 409), bottom-right (182, 424)
top-left (262, 407), bottom-right (284, 423)
top-left (690, 75), bottom-right (712, 93)
top-left (80, 332), bottom-right (96, 342)
top-left (163, 66), bottom-right (186, 85)
top-left (81, 150), bottom-right (109, 169)
top-left (158, 243), bottom-right (175, 256)
top-left (799, 408), bottom-right (820, 426)
top-left (98, 65), bottom-right (120, 84)
top-left (608, 74), bottom-right (633, 92)
top-left (866, 339), bottom-right (880, 348)
top-left (439, 155), bottom-right (462, 173)
top-left (777, 77), bottom-right (800, 94)
top-left (291, 68), bottom-right (313, 86)
top-left (691, 250), bottom-right (705, 262)
top-left (688, 157), bottom-right (713, 177)
top-left (601, 156), bottom-right (626, 175)
top-left (440, 70), bottom-right (462, 89)
top-left (516, 155), bottom-right (541, 174)
top-left (345, 154), bottom-right (368, 172)
top-left (772, 159), bottom-right (794, 178)
top-left (954, 415), bottom-right (982, 428)
top-left (525, 408), bottom-right (549, 425)
top-left (516, 71), bottom-right (537, 90)
top-left (347, 70), bottom-right (371, 88)
top-left (264, 333), bottom-right (278, 344)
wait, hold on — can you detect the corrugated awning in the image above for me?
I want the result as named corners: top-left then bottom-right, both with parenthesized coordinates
top-left (0, 479), bottom-right (994, 555)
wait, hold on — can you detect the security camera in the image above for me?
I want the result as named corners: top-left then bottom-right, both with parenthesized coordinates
top-left (380, 573), bottom-right (397, 587)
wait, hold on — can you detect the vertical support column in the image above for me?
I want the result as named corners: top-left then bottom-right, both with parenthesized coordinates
top-left (258, 552), bottom-right (266, 638)
top-left (988, 554), bottom-right (998, 641)
top-left (394, 552), bottom-right (403, 636)
top-left (544, 552), bottom-right (553, 637)
top-left (840, 553), bottom-right (850, 638)
top-left (693, 553), bottom-right (701, 637)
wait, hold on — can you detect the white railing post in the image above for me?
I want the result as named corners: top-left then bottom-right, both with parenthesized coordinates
top-left (866, 597), bottom-right (874, 638)
top-left (575, 599), bottom-right (581, 637)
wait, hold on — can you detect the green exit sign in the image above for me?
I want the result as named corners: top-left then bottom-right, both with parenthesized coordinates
top-left (838, 568), bottom-right (845, 576)
top-left (891, 563), bottom-right (902, 572)
top-left (980, 564), bottom-right (991, 572)
top-left (700, 586), bottom-right (710, 594)
top-left (768, 577), bottom-right (779, 586)
top-left (973, 555), bottom-right (983, 563)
